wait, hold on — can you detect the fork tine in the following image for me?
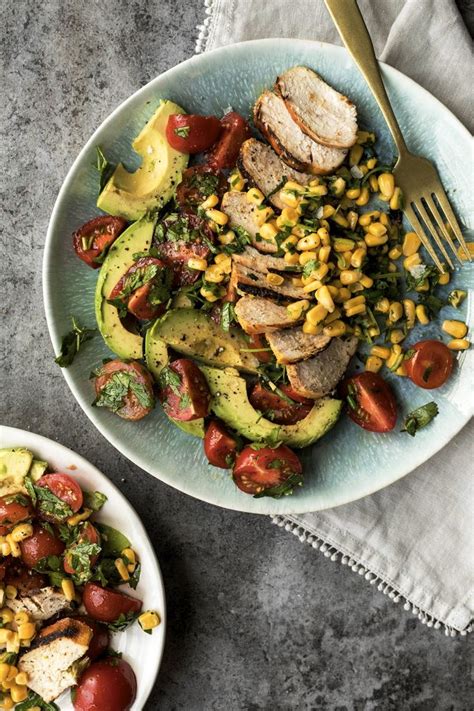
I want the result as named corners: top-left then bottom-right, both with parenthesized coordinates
top-left (431, 187), bottom-right (471, 261)
top-left (404, 204), bottom-right (445, 272)
top-left (424, 195), bottom-right (464, 266)
top-left (413, 200), bottom-right (454, 270)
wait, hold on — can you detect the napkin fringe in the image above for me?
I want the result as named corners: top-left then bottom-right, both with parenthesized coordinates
top-left (196, 0), bottom-right (217, 53)
top-left (271, 515), bottom-right (472, 636)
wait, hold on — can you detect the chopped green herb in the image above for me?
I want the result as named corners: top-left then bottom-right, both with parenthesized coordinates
top-left (448, 289), bottom-right (467, 308)
top-left (158, 366), bottom-right (182, 396)
top-left (16, 691), bottom-right (60, 711)
top-left (107, 610), bottom-right (140, 632)
top-left (302, 259), bottom-right (320, 278)
top-left (93, 371), bottom-right (154, 413)
top-left (253, 472), bottom-right (304, 499)
top-left (220, 302), bottom-right (236, 332)
top-left (96, 146), bottom-right (116, 193)
top-left (402, 402), bottom-right (439, 436)
top-left (55, 317), bottom-right (95, 368)
top-left (174, 125), bottom-right (190, 138)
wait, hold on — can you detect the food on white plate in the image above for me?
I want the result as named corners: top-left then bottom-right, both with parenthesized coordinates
top-left (0, 448), bottom-right (160, 709)
top-left (59, 64), bottom-right (470, 500)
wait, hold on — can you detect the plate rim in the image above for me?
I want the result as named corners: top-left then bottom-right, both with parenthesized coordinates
top-left (0, 424), bottom-right (166, 710)
top-left (42, 37), bottom-right (473, 515)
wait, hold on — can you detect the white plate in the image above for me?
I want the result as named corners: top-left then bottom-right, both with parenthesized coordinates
top-left (0, 425), bottom-right (165, 710)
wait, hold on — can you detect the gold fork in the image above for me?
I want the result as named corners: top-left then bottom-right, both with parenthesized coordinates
top-left (325, 0), bottom-right (471, 272)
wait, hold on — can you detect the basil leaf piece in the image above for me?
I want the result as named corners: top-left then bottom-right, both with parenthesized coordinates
top-left (54, 317), bottom-right (96, 368)
top-left (253, 472), bottom-right (304, 499)
top-left (96, 146), bottom-right (116, 193)
top-left (96, 523), bottom-right (131, 557)
top-left (107, 610), bottom-right (139, 632)
top-left (402, 402), bottom-right (439, 437)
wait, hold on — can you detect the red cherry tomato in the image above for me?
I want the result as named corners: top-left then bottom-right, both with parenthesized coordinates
top-left (73, 658), bottom-right (137, 711)
top-left (37, 473), bottom-right (83, 518)
top-left (233, 445), bottom-right (303, 496)
top-left (207, 111), bottom-right (251, 170)
top-left (249, 383), bottom-right (312, 425)
top-left (20, 525), bottom-right (65, 569)
top-left (4, 561), bottom-right (48, 594)
top-left (108, 256), bottom-right (167, 321)
top-left (93, 360), bottom-right (155, 421)
top-left (404, 340), bottom-right (453, 389)
top-left (279, 384), bottom-right (314, 406)
top-left (73, 216), bottom-right (127, 268)
top-left (166, 114), bottom-right (222, 154)
top-left (159, 358), bottom-right (210, 421)
top-left (0, 496), bottom-right (33, 528)
top-left (75, 616), bottom-right (110, 661)
top-left (204, 420), bottom-right (238, 468)
top-left (176, 166), bottom-right (227, 211)
top-left (64, 522), bottom-right (100, 575)
top-left (340, 372), bottom-right (398, 432)
top-left (246, 333), bottom-right (273, 364)
top-left (83, 583), bottom-right (142, 624)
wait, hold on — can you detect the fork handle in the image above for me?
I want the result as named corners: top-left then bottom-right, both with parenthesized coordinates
top-left (324, 0), bottom-right (408, 157)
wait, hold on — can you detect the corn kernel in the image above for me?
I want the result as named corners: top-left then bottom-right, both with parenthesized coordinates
top-left (206, 208), bottom-right (228, 226)
top-left (333, 238), bottom-right (355, 253)
top-left (377, 173), bottom-right (395, 199)
top-left (344, 295), bottom-right (365, 309)
top-left (266, 273), bottom-right (284, 287)
top-left (364, 232), bottom-right (388, 247)
top-left (390, 329), bottom-right (405, 344)
top-left (389, 187), bottom-right (402, 210)
top-left (375, 297), bottom-right (390, 313)
top-left (14, 672), bottom-right (28, 686)
top-left (138, 610), bottom-right (161, 632)
top-left (458, 242), bottom-right (474, 260)
top-left (229, 170), bottom-right (245, 191)
top-left (302, 321), bottom-right (322, 335)
top-left (365, 355), bottom-right (384, 373)
top-left (14, 611), bottom-right (30, 626)
top-left (367, 222), bottom-right (387, 238)
top-left (320, 205), bottom-right (335, 219)
top-left (246, 187), bottom-right (264, 205)
top-left (279, 207), bottom-right (300, 227)
top-left (403, 299), bottom-right (416, 329)
top-left (308, 184), bottom-right (328, 197)
top-left (447, 338), bottom-right (470, 350)
top-left (359, 274), bottom-right (374, 288)
top-left (346, 303), bottom-right (367, 318)
top-left (357, 131), bottom-right (374, 145)
top-left (218, 230), bottom-right (235, 245)
top-left (200, 193), bottom-right (219, 210)
top-left (416, 304), bottom-right (430, 325)
top-left (340, 269), bottom-right (362, 285)
top-left (335, 287), bottom-right (352, 303)
top-left (358, 213), bottom-right (372, 227)
top-left (0, 695), bottom-right (14, 709)
top-left (306, 305), bottom-right (328, 325)
top-left (287, 300), bottom-right (310, 319)
top-left (330, 177), bottom-right (346, 196)
top-left (255, 206), bottom-right (274, 227)
top-left (0, 664), bottom-right (9, 683)
top-left (5, 586), bottom-right (16, 601)
top-left (415, 279), bottom-right (430, 292)
top-left (323, 320), bottom-right (347, 337)
top-left (316, 285), bottom-right (336, 313)
top-left (291, 277), bottom-right (303, 287)
top-left (402, 231), bottom-right (421, 256)
top-left (61, 579), bottom-right (75, 601)
top-left (317, 227), bottom-right (331, 246)
top-left (284, 252), bottom-right (300, 265)
top-left (10, 686), bottom-right (28, 703)
top-left (371, 345), bottom-right (391, 360)
top-left (214, 253), bottom-right (232, 270)
top-left (442, 320), bottom-right (468, 339)
top-left (368, 174), bottom-right (379, 192)
top-left (438, 271), bottom-right (450, 285)
top-left (355, 187), bottom-right (370, 206)
top-left (303, 279), bottom-right (322, 294)
top-left (347, 247), bottom-right (365, 269)
top-left (187, 257), bottom-right (207, 272)
top-left (6, 632), bottom-right (19, 654)
top-left (297, 233), bottom-right (320, 251)
top-left (299, 251), bottom-right (318, 266)
top-left (349, 144), bottom-right (364, 166)
top-left (388, 246), bottom-right (402, 260)
top-left (279, 189), bottom-right (299, 208)
top-left (5, 535), bottom-right (20, 558)
top-left (115, 558), bottom-right (130, 581)
top-left (204, 265), bottom-right (225, 283)
top-left (259, 222), bottom-right (279, 241)
top-left (388, 301), bottom-right (403, 323)
top-left (18, 623), bottom-right (36, 641)
top-left (403, 253), bottom-right (422, 270)
top-left (332, 213), bottom-right (349, 228)
top-left (0, 608), bottom-right (14, 624)
top-left (318, 245), bottom-right (332, 263)
top-left (346, 187), bottom-right (361, 200)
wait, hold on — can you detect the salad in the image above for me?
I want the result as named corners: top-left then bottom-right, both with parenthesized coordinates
top-left (0, 446), bottom-right (160, 711)
top-left (59, 65), bottom-right (471, 499)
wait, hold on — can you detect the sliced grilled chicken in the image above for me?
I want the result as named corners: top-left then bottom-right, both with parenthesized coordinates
top-left (235, 296), bottom-right (304, 334)
top-left (7, 587), bottom-right (72, 622)
top-left (238, 138), bottom-right (313, 210)
top-left (221, 191), bottom-right (277, 254)
top-left (266, 327), bottom-right (330, 364)
top-left (233, 246), bottom-right (300, 275)
top-left (19, 617), bottom-right (92, 702)
top-left (254, 91), bottom-right (347, 174)
top-left (275, 66), bottom-right (358, 149)
top-left (232, 261), bottom-right (306, 302)
top-left (286, 336), bottom-right (358, 398)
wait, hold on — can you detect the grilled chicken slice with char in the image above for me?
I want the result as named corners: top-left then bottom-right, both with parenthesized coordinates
top-left (286, 336), bottom-right (358, 398)
top-left (238, 138), bottom-right (313, 210)
top-left (6, 586), bottom-right (72, 622)
top-left (266, 327), bottom-right (330, 364)
top-left (221, 191), bottom-right (277, 254)
top-left (233, 246), bottom-right (300, 276)
top-left (234, 296), bottom-right (304, 334)
top-left (254, 90), bottom-right (347, 174)
top-left (276, 66), bottom-right (358, 149)
top-left (231, 261), bottom-right (306, 302)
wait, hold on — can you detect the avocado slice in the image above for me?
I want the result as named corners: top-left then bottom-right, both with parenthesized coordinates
top-left (97, 100), bottom-right (189, 221)
top-left (144, 323), bottom-right (205, 438)
top-left (200, 366), bottom-right (342, 448)
top-left (154, 308), bottom-right (260, 374)
top-left (29, 459), bottom-right (48, 482)
top-left (95, 217), bottom-right (155, 359)
top-left (0, 448), bottom-right (34, 496)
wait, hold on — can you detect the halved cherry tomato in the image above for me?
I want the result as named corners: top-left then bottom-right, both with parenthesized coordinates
top-left (249, 383), bottom-right (312, 425)
top-left (207, 111), bottom-right (251, 170)
top-left (176, 165), bottom-right (227, 211)
top-left (155, 212), bottom-right (213, 287)
top-left (75, 616), bottom-right (110, 661)
top-left (74, 658), bottom-right (137, 711)
top-left (166, 114), bottom-right (222, 154)
top-left (233, 444), bottom-right (303, 496)
top-left (279, 385), bottom-right (314, 406)
top-left (340, 372), bottom-right (397, 432)
top-left (83, 582), bottom-right (142, 624)
top-left (0, 496), bottom-right (33, 528)
top-left (64, 522), bottom-right (100, 576)
top-left (73, 216), bottom-right (127, 268)
top-left (20, 524), bottom-right (65, 569)
top-left (404, 340), bottom-right (453, 389)
top-left (93, 360), bottom-right (155, 421)
top-left (4, 561), bottom-right (48, 594)
top-left (109, 257), bottom-right (168, 321)
top-left (204, 420), bottom-right (238, 468)
top-left (159, 358), bottom-right (210, 421)
top-left (37, 473), bottom-right (83, 517)
top-left (246, 333), bottom-right (273, 364)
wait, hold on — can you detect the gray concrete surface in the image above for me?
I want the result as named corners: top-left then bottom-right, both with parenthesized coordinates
top-left (1, 1), bottom-right (472, 709)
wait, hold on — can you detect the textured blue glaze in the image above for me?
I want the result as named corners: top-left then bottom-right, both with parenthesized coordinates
top-left (44, 39), bottom-right (473, 514)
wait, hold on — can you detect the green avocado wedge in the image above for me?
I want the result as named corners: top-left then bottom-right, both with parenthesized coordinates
top-left (145, 323), bottom-right (205, 438)
top-left (0, 448), bottom-right (34, 496)
top-left (200, 366), bottom-right (342, 449)
top-left (95, 217), bottom-right (155, 359)
top-left (153, 308), bottom-right (260, 374)
top-left (97, 100), bottom-right (189, 221)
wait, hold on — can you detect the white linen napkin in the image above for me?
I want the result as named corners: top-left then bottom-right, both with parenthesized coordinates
top-left (196, 0), bottom-right (474, 634)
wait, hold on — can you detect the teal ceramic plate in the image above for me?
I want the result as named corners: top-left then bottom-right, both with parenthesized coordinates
top-left (43, 39), bottom-right (473, 514)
